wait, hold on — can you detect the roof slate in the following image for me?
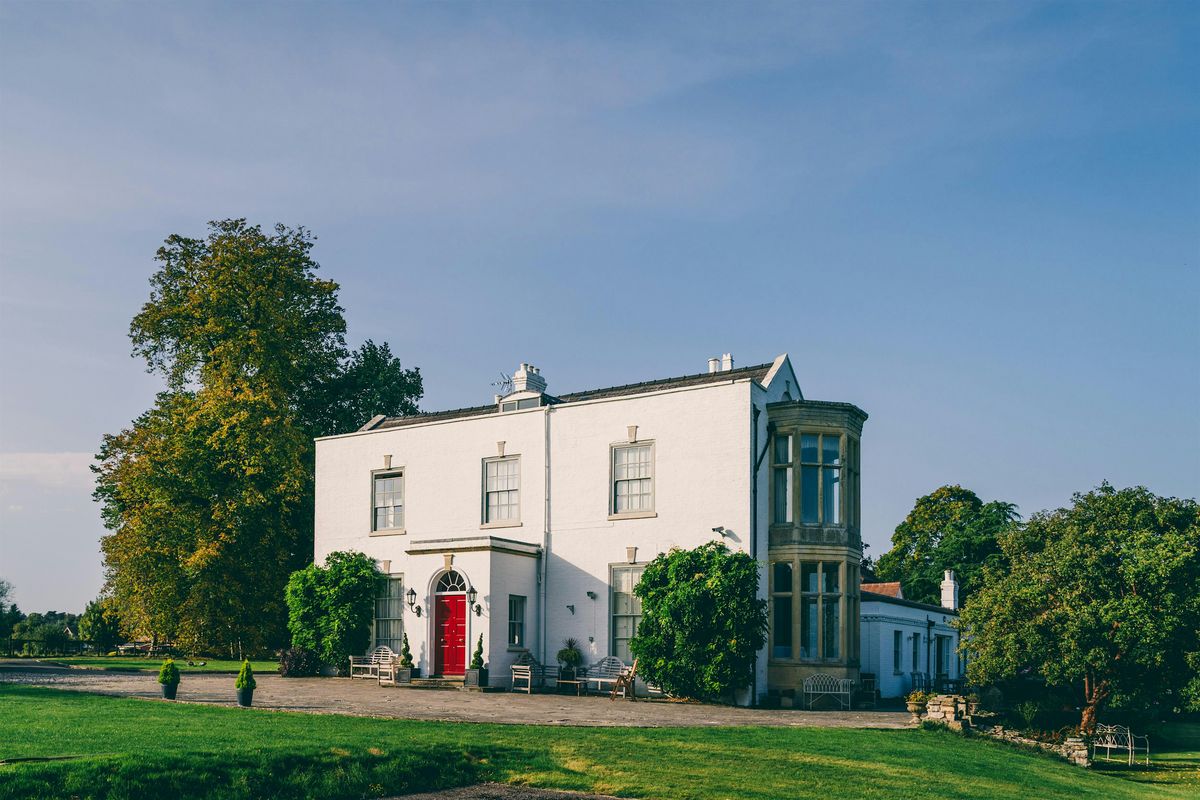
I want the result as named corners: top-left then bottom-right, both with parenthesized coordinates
top-left (372, 361), bottom-right (774, 431)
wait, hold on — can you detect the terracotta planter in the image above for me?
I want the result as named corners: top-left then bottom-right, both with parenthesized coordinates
top-left (906, 702), bottom-right (925, 723)
top-left (161, 682), bottom-right (178, 700)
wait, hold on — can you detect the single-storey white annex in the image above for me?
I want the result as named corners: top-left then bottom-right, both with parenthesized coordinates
top-left (313, 353), bottom-right (962, 705)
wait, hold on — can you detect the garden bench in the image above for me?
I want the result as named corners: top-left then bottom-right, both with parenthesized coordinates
top-left (803, 673), bottom-right (853, 710)
top-left (509, 652), bottom-right (557, 693)
top-left (348, 646), bottom-right (396, 679)
top-left (583, 656), bottom-right (629, 696)
top-left (1092, 724), bottom-right (1150, 765)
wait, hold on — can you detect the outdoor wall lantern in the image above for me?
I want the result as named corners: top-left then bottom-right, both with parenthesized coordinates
top-left (406, 587), bottom-right (422, 617)
top-left (467, 586), bottom-right (482, 616)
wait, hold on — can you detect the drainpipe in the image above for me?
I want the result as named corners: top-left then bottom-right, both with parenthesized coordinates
top-left (540, 405), bottom-right (553, 667)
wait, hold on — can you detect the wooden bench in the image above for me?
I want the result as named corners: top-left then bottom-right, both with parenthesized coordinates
top-left (1092, 724), bottom-right (1150, 765)
top-left (510, 652), bottom-right (557, 693)
top-left (803, 673), bottom-right (854, 710)
top-left (583, 656), bottom-right (629, 696)
top-left (348, 646), bottom-right (397, 679)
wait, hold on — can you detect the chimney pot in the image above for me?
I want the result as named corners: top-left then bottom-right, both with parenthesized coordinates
top-left (940, 570), bottom-right (960, 611)
top-left (708, 357), bottom-right (720, 373)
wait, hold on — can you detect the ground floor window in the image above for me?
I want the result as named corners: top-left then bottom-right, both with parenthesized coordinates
top-left (911, 632), bottom-right (921, 673)
top-left (770, 557), bottom-right (858, 663)
top-left (611, 564), bottom-right (645, 663)
top-left (893, 630), bottom-right (902, 673)
top-left (508, 595), bottom-right (526, 647)
top-left (374, 575), bottom-right (405, 651)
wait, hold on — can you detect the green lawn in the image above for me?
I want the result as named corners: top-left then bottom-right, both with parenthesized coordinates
top-left (29, 656), bottom-right (279, 674)
top-left (1, 685), bottom-right (1194, 800)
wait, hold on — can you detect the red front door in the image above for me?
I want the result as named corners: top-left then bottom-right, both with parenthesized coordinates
top-left (434, 594), bottom-right (467, 675)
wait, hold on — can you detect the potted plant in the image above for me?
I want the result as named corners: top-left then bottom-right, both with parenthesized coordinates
top-left (464, 634), bottom-right (488, 688)
top-left (235, 660), bottom-right (256, 707)
top-left (556, 637), bottom-right (583, 681)
top-left (396, 632), bottom-right (418, 682)
top-left (905, 690), bottom-right (930, 723)
top-left (158, 659), bottom-right (180, 700)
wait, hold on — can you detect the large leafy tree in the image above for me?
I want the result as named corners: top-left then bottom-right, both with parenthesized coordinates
top-left (960, 483), bottom-right (1200, 731)
top-left (631, 542), bottom-right (767, 701)
top-left (285, 551), bottom-right (380, 672)
top-left (79, 597), bottom-right (123, 653)
top-left (872, 485), bottom-right (1018, 605)
top-left (95, 220), bottom-right (421, 654)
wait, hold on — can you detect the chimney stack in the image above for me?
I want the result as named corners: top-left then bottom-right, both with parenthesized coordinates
top-left (720, 353), bottom-right (733, 371)
top-left (940, 570), bottom-right (960, 611)
top-left (707, 357), bottom-right (720, 373)
top-left (511, 363), bottom-right (547, 394)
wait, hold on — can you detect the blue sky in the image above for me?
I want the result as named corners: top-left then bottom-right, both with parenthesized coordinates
top-left (1, 1), bottom-right (1197, 613)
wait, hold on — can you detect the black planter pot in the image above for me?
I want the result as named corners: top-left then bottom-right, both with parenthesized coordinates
top-left (558, 667), bottom-right (576, 682)
top-left (161, 682), bottom-right (178, 700)
top-left (236, 687), bottom-right (254, 707)
top-left (464, 668), bottom-right (489, 688)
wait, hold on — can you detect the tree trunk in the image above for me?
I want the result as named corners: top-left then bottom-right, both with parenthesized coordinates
top-left (1080, 702), bottom-right (1098, 733)
top-left (1080, 675), bottom-right (1109, 733)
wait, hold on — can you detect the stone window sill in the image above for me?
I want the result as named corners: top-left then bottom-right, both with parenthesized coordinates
top-left (608, 511), bottom-right (657, 521)
top-left (480, 520), bottom-right (523, 530)
top-left (370, 528), bottom-right (406, 537)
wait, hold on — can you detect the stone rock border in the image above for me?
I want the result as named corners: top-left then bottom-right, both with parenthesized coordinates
top-left (920, 694), bottom-right (1091, 768)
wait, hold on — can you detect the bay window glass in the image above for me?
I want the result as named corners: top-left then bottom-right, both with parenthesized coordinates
top-left (771, 562), bottom-right (793, 658)
top-left (772, 435), bottom-right (792, 524)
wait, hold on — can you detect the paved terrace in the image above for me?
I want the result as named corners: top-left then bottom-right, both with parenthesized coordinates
top-left (1, 662), bottom-right (909, 728)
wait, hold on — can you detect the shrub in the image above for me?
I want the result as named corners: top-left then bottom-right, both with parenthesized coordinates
top-left (469, 634), bottom-right (485, 670)
top-left (399, 633), bottom-right (414, 669)
top-left (1015, 700), bottom-right (1040, 730)
top-left (278, 647), bottom-right (320, 677)
top-left (285, 551), bottom-right (381, 673)
top-left (157, 659), bottom-right (180, 685)
top-left (556, 637), bottom-right (582, 668)
top-left (235, 660), bottom-right (256, 691)
top-left (907, 690), bottom-right (931, 705)
top-left (631, 542), bottom-right (767, 701)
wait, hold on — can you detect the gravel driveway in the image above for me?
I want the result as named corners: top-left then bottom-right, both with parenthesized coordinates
top-left (1, 661), bottom-right (910, 729)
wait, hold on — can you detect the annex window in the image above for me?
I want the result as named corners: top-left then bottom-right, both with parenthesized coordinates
top-left (772, 434), bottom-right (793, 524)
top-left (372, 471), bottom-right (404, 531)
top-left (771, 562), bottom-right (794, 658)
top-left (483, 456), bottom-right (520, 523)
top-left (500, 397), bottom-right (542, 413)
top-left (374, 575), bottom-right (404, 651)
top-left (611, 564), bottom-right (645, 663)
top-left (612, 443), bottom-right (654, 515)
top-left (799, 433), bottom-right (841, 525)
top-left (508, 595), bottom-right (526, 647)
top-left (912, 632), bottom-right (921, 673)
top-left (893, 630), bottom-right (903, 674)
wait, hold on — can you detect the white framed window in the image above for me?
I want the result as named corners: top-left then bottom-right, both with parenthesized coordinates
top-left (508, 595), bottom-right (526, 647)
top-left (374, 575), bottom-right (404, 651)
top-left (483, 456), bottom-right (520, 524)
top-left (611, 442), bottom-right (654, 515)
top-left (611, 564), bottom-right (645, 662)
top-left (372, 471), bottom-right (404, 532)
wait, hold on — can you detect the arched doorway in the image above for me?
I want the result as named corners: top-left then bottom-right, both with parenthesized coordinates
top-left (433, 570), bottom-right (468, 676)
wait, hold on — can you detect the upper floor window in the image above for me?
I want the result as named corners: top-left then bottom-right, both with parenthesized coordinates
top-left (372, 471), bottom-right (404, 531)
top-left (612, 443), bottom-right (654, 515)
top-left (800, 433), bottom-right (841, 525)
top-left (772, 435), bottom-right (793, 524)
top-left (483, 456), bottom-right (520, 523)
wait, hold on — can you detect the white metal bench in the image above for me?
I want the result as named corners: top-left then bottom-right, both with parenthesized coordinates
top-left (510, 652), bottom-right (557, 693)
top-left (803, 673), bottom-right (854, 710)
top-left (348, 646), bottom-right (397, 679)
top-left (1092, 724), bottom-right (1150, 765)
top-left (584, 656), bottom-right (629, 696)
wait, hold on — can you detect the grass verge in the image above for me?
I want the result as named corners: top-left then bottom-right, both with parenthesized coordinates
top-left (1, 685), bottom-right (1194, 800)
top-left (27, 657), bottom-right (279, 674)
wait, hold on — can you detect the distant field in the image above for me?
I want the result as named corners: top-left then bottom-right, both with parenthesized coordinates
top-left (2, 684), bottom-right (1195, 800)
top-left (31, 656), bottom-right (278, 673)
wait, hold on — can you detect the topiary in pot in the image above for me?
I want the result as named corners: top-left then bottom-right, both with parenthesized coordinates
top-left (396, 632), bottom-right (418, 682)
top-left (158, 659), bottom-right (180, 700)
top-left (235, 660), bottom-right (256, 707)
top-left (556, 637), bottom-right (583, 681)
top-left (464, 634), bottom-right (488, 688)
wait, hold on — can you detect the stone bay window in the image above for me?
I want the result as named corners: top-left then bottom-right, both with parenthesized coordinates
top-left (766, 399), bottom-right (867, 692)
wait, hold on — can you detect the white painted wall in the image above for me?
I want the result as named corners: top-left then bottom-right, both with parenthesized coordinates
top-left (860, 598), bottom-right (960, 699)
top-left (312, 363), bottom-right (798, 695)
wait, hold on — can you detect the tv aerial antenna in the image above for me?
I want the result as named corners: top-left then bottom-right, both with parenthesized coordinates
top-left (491, 371), bottom-right (514, 396)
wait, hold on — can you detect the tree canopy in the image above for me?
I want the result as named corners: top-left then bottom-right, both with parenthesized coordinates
top-left (79, 597), bottom-right (123, 653)
top-left (285, 551), bottom-right (381, 672)
top-left (94, 220), bottom-right (422, 654)
top-left (871, 485), bottom-right (1018, 605)
top-left (960, 483), bottom-right (1200, 730)
top-left (631, 542), bottom-right (767, 701)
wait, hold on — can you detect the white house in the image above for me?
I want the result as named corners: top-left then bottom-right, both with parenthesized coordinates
top-left (859, 572), bottom-right (963, 700)
top-left (314, 353), bottom-right (876, 705)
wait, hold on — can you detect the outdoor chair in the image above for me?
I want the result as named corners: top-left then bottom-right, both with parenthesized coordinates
top-left (1092, 724), bottom-right (1150, 765)
top-left (348, 646), bottom-right (397, 679)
